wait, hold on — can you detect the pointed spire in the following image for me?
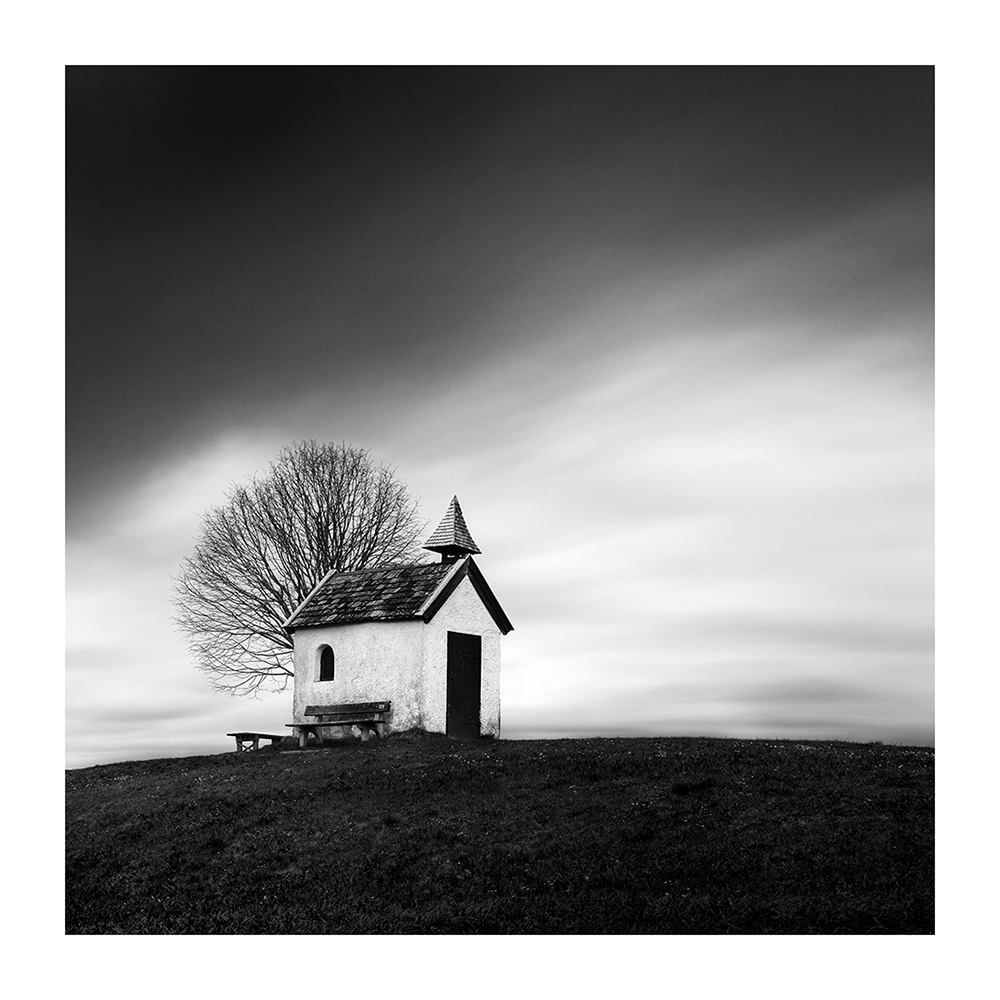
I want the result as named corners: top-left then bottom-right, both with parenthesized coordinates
top-left (423, 496), bottom-right (481, 562)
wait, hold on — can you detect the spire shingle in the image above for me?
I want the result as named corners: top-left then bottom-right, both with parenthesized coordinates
top-left (423, 496), bottom-right (481, 557)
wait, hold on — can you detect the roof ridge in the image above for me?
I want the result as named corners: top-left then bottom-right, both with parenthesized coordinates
top-left (322, 559), bottom-right (437, 576)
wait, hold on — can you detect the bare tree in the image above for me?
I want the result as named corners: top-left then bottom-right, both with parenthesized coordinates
top-left (172, 441), bottom-right (426, 694)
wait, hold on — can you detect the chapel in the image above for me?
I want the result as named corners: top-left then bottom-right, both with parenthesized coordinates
top-left (283, 497), bottom-right (513, 738)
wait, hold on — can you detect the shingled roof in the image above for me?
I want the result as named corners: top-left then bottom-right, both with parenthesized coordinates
top-left (423, 496), bottom-right (481, 556)
top-left (284, 562), bottom-right (453, 630)
top-left (283, 556), bottom-right (513, 634)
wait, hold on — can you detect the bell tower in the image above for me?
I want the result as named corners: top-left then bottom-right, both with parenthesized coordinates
top-left (423, 496), bottom-right (481, 564)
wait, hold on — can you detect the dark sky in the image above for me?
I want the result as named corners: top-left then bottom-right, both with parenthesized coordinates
top-left (66, 67), bottom-right (934, 766)
top-left (67, 66), bottom-right (932, 523)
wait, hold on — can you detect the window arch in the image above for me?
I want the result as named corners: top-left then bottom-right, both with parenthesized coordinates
top-left (318, 645), bottom-right (335, 682)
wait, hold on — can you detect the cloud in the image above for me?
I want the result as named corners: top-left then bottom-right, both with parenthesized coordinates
top-left (66, 242), bottom-right (933, 768)
top-left (65, 74), bottom-right (933, 765)
top-left (66, 433), bottom-right (300, 767)
top-left (350, 306), bottom-right (932, 746)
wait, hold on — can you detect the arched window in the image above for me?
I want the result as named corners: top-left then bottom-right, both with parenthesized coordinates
top-left (319, 645), bottom-right (335, 681)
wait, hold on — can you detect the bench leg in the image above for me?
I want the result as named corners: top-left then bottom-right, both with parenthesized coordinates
top-left (298, 728), bottom-right (308, 750)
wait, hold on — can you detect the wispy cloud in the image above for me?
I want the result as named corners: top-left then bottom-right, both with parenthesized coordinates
top-left (66, 69), bottom-right (933, 765)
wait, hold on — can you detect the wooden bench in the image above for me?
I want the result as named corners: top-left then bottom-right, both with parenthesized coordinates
top-left (286, 702), bottom-right (391, 748)
top-left (227, 732), bottom-right (286, 752)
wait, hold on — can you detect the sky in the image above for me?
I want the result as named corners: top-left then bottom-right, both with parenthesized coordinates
top-left (66, 66), bottom-right (934, 768)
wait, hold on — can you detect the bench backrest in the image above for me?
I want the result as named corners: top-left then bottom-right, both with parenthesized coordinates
top-left (305, 702), bottom-right (390, 716)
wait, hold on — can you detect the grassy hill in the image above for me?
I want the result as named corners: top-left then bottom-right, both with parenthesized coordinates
top-left (66, 733), bottom-right (933, 934)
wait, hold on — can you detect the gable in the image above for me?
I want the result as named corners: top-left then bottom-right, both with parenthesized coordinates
top-left (422, 558), bottom-right (513, 634)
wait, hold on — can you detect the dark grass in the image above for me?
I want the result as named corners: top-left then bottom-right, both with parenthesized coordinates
top-left (66, 734), bottom-right (933, 934)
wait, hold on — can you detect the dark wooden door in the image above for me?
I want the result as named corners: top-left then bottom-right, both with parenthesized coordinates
top-left (446, 631), bottom-right (481, 738)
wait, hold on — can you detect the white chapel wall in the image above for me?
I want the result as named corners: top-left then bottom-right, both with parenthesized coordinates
top-left (423, 573), bottom-right (502, 736)
top-left (292, 620), bottom-right (425, 731)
